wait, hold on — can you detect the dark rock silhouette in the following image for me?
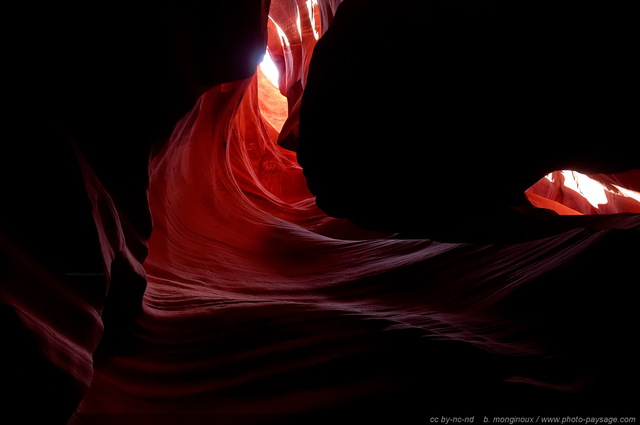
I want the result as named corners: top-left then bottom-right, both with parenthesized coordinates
top-left (299, 0), bottom-right (639, 242)
top-left (1, 2), bottom-right (638, 424)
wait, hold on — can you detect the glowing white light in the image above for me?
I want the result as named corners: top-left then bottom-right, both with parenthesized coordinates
top-left (561, 170), bottom-right (608, 208)
top-left (269, 16), bottom-right (290, 47)
top-left (614, 183), bottom-right (640, 205)
top-left (543, 170), bottom-right (640, 212)
top-left (260, 50), bottom-right (280, 87)
top-left (306, 0), bottom-right (320, 40)
top-left (545, 170), bottom-right (611, 209)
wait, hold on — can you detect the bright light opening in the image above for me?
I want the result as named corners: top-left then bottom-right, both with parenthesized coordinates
top-left (260, 50), bottom-right (280, 88)
top-left (306, 0), bottom-right (320, 40)
top-left (555, 170), bottom-right (609, 208)
top-left (543, 170), bottom-right (640, 211)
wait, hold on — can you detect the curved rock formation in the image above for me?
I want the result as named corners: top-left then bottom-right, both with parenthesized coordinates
top-left (2, 1), bottom-right (638, 424)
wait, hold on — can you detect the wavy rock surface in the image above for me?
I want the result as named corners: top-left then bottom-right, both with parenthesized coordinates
top-left (2, 1), bottom-right (639, 424)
